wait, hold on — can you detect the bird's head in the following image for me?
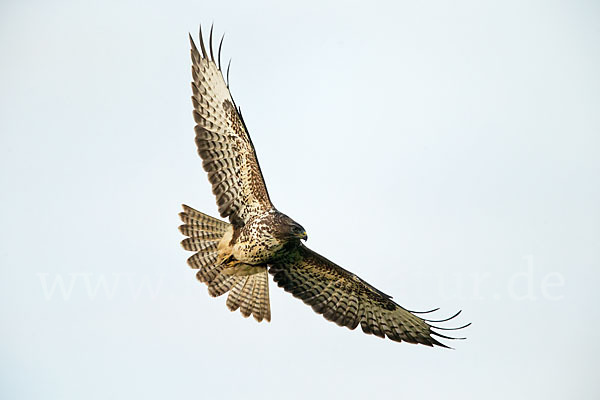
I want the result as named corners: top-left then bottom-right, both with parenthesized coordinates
top-left (288, 223), bottom-right (308, 242)
top-left (275, 212), bottom-right (308, 242)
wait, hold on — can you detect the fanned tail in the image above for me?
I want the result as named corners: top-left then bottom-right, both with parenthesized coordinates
top-left (223, 266), bottom-right (271, 323)
top-left (179, 204), bottom-right (271, 322)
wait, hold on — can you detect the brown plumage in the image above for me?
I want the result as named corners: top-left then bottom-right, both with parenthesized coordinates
top-left (179, 25), bottom-right (469, 347)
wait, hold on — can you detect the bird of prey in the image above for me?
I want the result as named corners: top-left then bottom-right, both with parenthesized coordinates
top-left (179, 25), bottom-right (469, 347)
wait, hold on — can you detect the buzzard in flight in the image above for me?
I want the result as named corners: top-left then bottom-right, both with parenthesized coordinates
top-left (179, 26), bottom-right (469, 347)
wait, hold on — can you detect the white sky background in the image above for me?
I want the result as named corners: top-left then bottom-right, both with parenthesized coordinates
top-left (1, 0), bottom-right (599, 398)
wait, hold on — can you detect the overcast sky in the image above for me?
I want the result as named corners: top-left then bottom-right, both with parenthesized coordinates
top-left (1, 0), bottom-right (599, 399)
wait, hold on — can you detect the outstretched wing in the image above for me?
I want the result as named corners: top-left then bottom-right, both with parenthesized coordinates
top-left (189, 26), bottom-right (272, 227)
top-left (269, 245), bottom-right (469, 347)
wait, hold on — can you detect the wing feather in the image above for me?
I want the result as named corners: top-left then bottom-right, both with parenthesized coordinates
top-left (190, 28), bottom-right (272, 227)
top-left (269, 244), bottom-right (468, 347)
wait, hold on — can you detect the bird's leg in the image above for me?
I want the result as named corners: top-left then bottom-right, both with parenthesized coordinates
top-left (218, 254), bottom-right (243, 276)
top-left (220, 257), bottom-right (264, 277)
top-left (216, 231), bottom-right (265, 276)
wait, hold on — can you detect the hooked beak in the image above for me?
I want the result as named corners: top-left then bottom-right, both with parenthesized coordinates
top-left (300, 231), bottom-right (308, 241)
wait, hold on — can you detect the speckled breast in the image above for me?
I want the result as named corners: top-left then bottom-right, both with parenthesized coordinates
top-left (231, 212), bottom-right (284, 264)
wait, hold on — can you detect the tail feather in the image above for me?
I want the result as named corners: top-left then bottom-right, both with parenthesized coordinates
top-left (179, 204), bottom-right (271, 322)
top-left (252, 272), bottom-right (271, 322)
top-left (186, 252), bottom-right (218, 269)
top-left (225, 269), bottom-right (271, 322)
top-left (179, 227), bottom-right (223, 240)
top-left (181, 238), bottom-right (219, 252)
top-left (178, 216), bottom-right (229, 233)
top-left (239, 276), bottom-right (256, 318)
top-left (208, 271), bottom-right (238, 297)
top-left (180, 204), bottom-right (229, 233)
top-left (196, 263), bottom-right (224, 283)
top-left (226, 276), bottom-right (250, 311)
